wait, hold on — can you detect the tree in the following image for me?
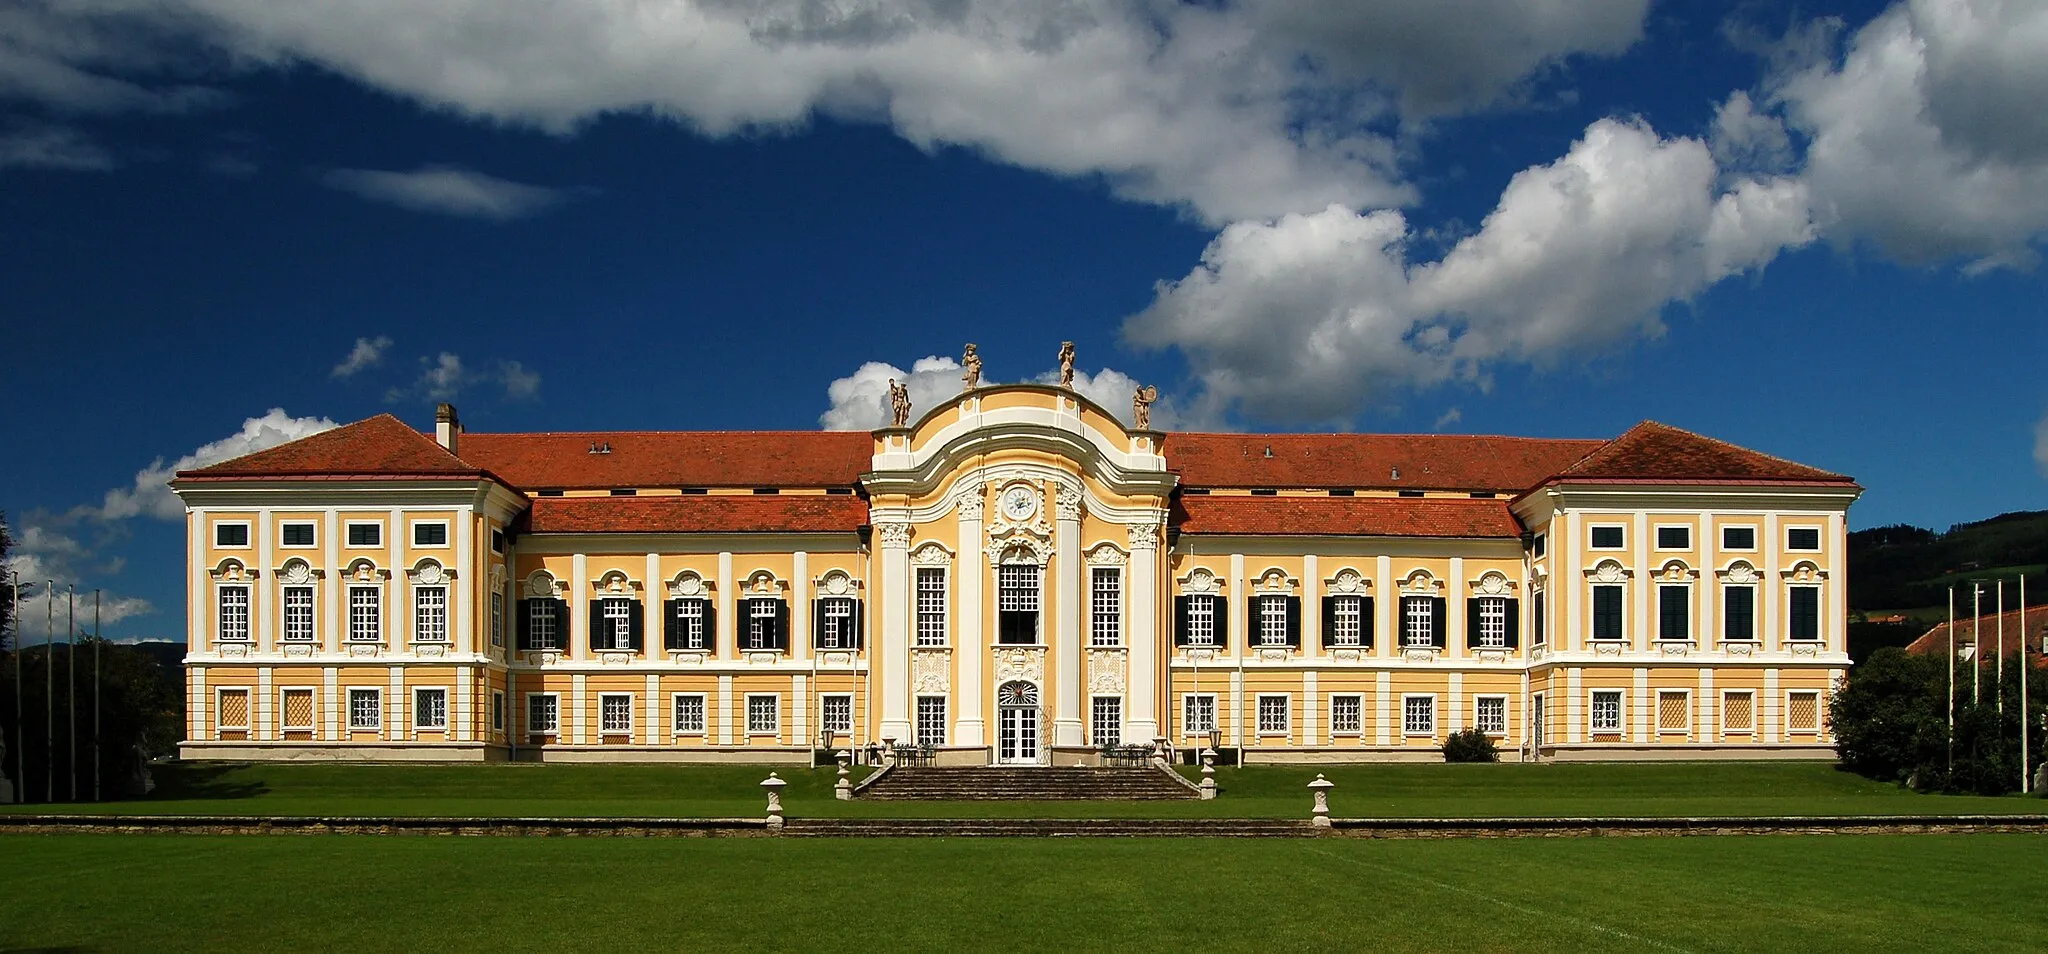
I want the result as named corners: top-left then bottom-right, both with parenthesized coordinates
top-left (1832, 646), bottom-right (2047, 795)
top-left (0, 637), bottom-right (183, 803)
top-left (1, 511), bottom-right (15, 650)
top-left (1830, 647), bottom-right (1945, 783)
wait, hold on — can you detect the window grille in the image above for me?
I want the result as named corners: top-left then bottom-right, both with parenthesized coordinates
top-left (1657, 691), bottom-right (1689, 732)
top-left (746, 598), bottom-right (779, 650)
top-left (1186, 595), bottom-right (1216, 646)
top-left (1476, 596), bottom-right (1507, 647)
top-left (597, 597), bottom-right (633, 651)
top-left (1183, 695), bottom-right (1216, 734)
top-left (1257, 695), bottom-right (1289, 734)
top-left (1329, 595), bottom-right (1362, 646)
top-left (349, 689), bottom-right (381, 730)
top-left (528, 599), bottom-right (560, 650)
top-left (489, 592), bottom-right (504, 647)
top-left (916, 696), bottom-right (946, 747)
top-left (998, 563), bottom-right (1040, 644)
top-left (348, 586), bottom-right (380, 643)
top-left (1402, 696), bottom-right (1435, 736)
top-left (1788, 692), bottom-right (1820, 732)
top-left (1330, 695), bottom-right (1362, 734)
top-left (1723, 692), bottom-right (1754, 732)
top-left (674, 695), bottom-right (706, 734)
top-left (281, 689), bottom-right (314, 730)
top-left (1258, 596), bottom-right (1287, 646)
top-left (414, 688), bottom-right (448, 729)
top-left (821, 694), bottom-right (852, 735)
top-left (528, 694), bottom-right (558, 734)
top-left (217, 586), bottom-right (250, 642)
top-left (600, 694), bottom-right (632, 734)
top-left (216, 689), bottom-right (249, 730)
top-left (1090, 568), bottom-right (1121, 646)
top-left (1091, 696), bottom-right (1121, 746)
top-left (1476, 696), bottom-right (1507, 735)
top-left (1402, 596), bottom-right (1434, 647)
top-left (1591, 691), bottom-right (1623, 733)
top-left (747, 695), bottom-right (780, 734)
top-left (819, 597), bottom-right (857, 650)
top-left (916, 568), bottom-right (947, 646)
top-left (672, 599), bottom-right (706, 650)
top-left (415, 586), bottom-right (447, 643)
top-left (283, 586), bottom-right (314, 642)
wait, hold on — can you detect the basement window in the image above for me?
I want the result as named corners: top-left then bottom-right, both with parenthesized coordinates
top-left (1250, 488), bottom-right (1277, 496)
top-left (610, 488), bottom-right (637, 496)
top-left (827, 487), bottom-right (854, 495)
top-left (682, 488), bottom-right (708, 495)
top-left (1469, 491), bottom-right (1496, 499)
top-left (536, 489), bottom-right (564, 497)
top-left (1398, 490), bottom-right (1425, 498)
top-left (1328, 489), bottom-right (1354, 497)
top-left (753, 488), bottom-right (781, 495)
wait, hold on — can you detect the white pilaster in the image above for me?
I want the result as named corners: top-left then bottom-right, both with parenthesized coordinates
top-left (389, 668), bottom-right (405, 743)
top-left (1228, 668), bottom-right (1244, 749)
top-left (188, 510), bottom-right (205, 653)
top-left (190, 667), bottom-right (206, 741)
top-left (456, 667), bottom-right (472, 742)
top-left (1567, 667), bottom-right (1583, 743)
top-left (571, 673), bottom-right (588, 745)
top-left (1124, 522), bottom-right (1160, 742)
top-left (792, 551), bottom-right (810, 663)
top-left (1701, 513), bottom-right (1717, 650)
top-left (1763, 668), bottom-right (1781, 742)
top-left (257, 666), bottom-right (273, 739)
top-left (877, 522), bottom-right (912, 743)
top-left (644, 552), bottom-right (661, 660)
top-left (455, 507), bottom-right (473, 653)
top-left (388, 508), bottom-right (404, 649)
top-left (1449, 671), bottom-right (1463, 733)
top-left (718, 674), bottom-right (735, 745)
top-left (1762, 514), bottom-right (1780, 652)
top-left (958, 494), bottom-right (986, 746)
top-left (570, 553), bottom-right (589, 661)
top-left (323, 509), bottom-right (341, 655)
top-left (645, 673), bottom-right (662, 746)
top-left (1302, 670), bottom-right (1318, 744)
top-left (1375, 555), bottom-right (1393, 658)
top-left (1303, 554), bottom-right (1320, 659)
top-left (256, 510), bottom-right (274, 652)
top-left (717, 551), bottom-right (735, 658)
top-left (1698, 667), bottom-right (1714, 741)
top-left (1448, 556), bottom-right (1465, 658)
top-left (793, 673), bottom-right (808, 746)
top-left (1230, 552), bottom-right (1246, 747)
top-left (1632, 511), bottom-right (1650, 653)
top-left (1633, 667), bottom-right (1651, 741)
top-left (1374, 670), bottom-right (1391, 745)
top-left (1053, 488), bottom-right (1084, 748)
top-left (1827, 511), bottom-right (1847, 654)
top-left (323, 667), bottom-right (339, 741)
top-left (1563, 510), bottom-right (1581, 651)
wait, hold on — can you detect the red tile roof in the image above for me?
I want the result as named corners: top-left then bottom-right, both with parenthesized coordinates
top-left (1906, 606), bottom-right (2048, 666)
top-left (458, 431), bottom-right (870, 490)
top-left (177, 414), bottom-right (483, 479)
top-left (1165, 433), bottom-right (1605, 491)
top-left (1552, 421), bottom-right (1852, 485)
top-left (1173, 495), bottom-right (1524, 538)
top-left (518, 495), bottom-right (870, 535)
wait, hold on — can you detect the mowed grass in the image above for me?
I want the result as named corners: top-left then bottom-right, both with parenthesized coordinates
top-left (2, 833), bottom-right (2045, 952)
top-left (1, 760), bottom-right (2041, 819)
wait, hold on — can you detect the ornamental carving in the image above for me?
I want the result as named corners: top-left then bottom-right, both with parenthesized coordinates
top-left (876, 522), bottom-right (913, 550)
top-left (993, 647), bottom-right (1045, 684)
top-left (1331, 648), bottom-right (1363, 662)
top-left (1327, 568), bottom-right (1369, 594)
top-left (742, 571), bottom-right (784, 597)
top-left (668, 650), bottom-right (708, 665)
top-left (591, 569), bottom-right (637, 595)
top-left (344, 559), bottom-right (387, 584)
top-left (600, 651), bottom-right (632, 665)
top-left (282, 643), bottom-right (314, 658)
top-left (985, 494), bottom-right (1054, 567)
top-left (1055, 484), bottom-right (1084, 522)
top-left (524, 571), bottom-right (562, 600)
top-left (410, 560), bottom-right (451, 586)
top-left (1477, 649), bottom-right (1510, 664)
top-left (1718, 561), bottom-right (1759, 585)
top-left (1180, 567), bottom-right (1221, 595)
top-left (1725, 642), bottom-right (1756, 657)
top-left (668, 571), bottom-right (710, 600)
top-left (1593, 641), bottom-right (1626, 657)
top-left (1653, 561), bottom-right (1698, 584)
top-left (1087, 648), bottom-right (1126, 693)
top-left (1586, 560), bottom-right (1630, 584)
top-left (1084, 543), bottom-right (1126, 567)
top-left (1471, 571), bottom-right (1513, 597)
top-left (1126, 523), bottom-right (1159, 551)
top-left (418, 644), bottom-right (448, 658)
top-left (956, 490), bottom-right (985, 522)
top-left (1782, 561), bottom-right (1826, 584)
top-left (912, 649), bottom-right (951, 694)
top-left (1398, 569), bottom-right (1439, 595)
top-left (817, 570), bottom-right (859, 596)
top-left (488, 563), bottom-right (508, 591)
top-left (909, 543), bottom-right (953, 567)
top-left (218, 643), bottom-right (249, 658)
top-left (1251, 568), bottom-right (1296, 595)
top-left (277, 559), bottom-right (318, 585)
top-left (1658, 641), bottom-right (1692, 657)
top-left (209, 559), bottom-right (255, 582)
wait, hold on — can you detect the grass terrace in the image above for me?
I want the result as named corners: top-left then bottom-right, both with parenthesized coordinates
top-left (2, 760), bottom-right (2042, 819)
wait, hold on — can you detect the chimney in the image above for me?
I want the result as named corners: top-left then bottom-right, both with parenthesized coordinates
top-left (434, 403), bottom-right (461, 455)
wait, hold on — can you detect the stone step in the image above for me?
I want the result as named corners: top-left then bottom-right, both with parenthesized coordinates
top-left (784, 818), bottom-right (1310, 837)
top-left (858, 766), bottom-right (1199, 802)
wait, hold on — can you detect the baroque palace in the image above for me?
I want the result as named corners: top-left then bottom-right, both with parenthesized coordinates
top-left (173, 357), bottom-right (1858, 764)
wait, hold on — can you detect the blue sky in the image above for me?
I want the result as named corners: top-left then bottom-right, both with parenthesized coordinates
top-left (3, 0), bottom-right (2045, 639)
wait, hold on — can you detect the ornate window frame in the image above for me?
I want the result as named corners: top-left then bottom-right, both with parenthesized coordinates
top-left (342, 558), bottom-right (390, 648)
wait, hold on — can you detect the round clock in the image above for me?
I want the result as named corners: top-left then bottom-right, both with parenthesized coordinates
top-left (999, 486), bottom-right (1038, 521)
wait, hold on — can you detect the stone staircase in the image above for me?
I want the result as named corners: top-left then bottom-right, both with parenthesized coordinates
top-left (784, 818), bottom-right (1311, 837)
top-left (858, 766), bottom-right (1199, 801)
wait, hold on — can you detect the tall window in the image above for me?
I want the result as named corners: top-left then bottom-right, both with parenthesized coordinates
top-left (1183, 694), bottom-right (1216, 734)
top-left (818, 597), bottom-right (857, 650)
top-left (1591, 584), bottom-right (1624, 641)
top-left (415, 586), bottom-right (447, 643)
top-left (673, 694), bottom-right (706, 735)
top-left (414, 688), bottom-right (448, 730)
top-left (348, 688), bottom-right (381, 730)
top-left (1591, 690), bottom-right (1623, 733)
top-left (348, 585), bottom-right (381, 643)
top-left (1476, 696), bottom-right (1507, 735)
top-left (1257, 596), bottom-right (1287, 646)
top-left (1724, 586), bottom-right (1756, 640)
top-left (600, 694), bottom-right (632, 734)
top-left (916, 696), bottom-right (946, 746)
top-left (1475, 596), bottom-right (1508, 648)
top-left (1330, 695), bottom-right (1362, 735)
top-left (746, 694), bottom-right (779, 734)
top-left (746, 599), bottom-right (780, 651)
top-left (1788, 586), bottom-right (1821, 641)
top-left (1257, 694), bottom-right (1290, 734)
top-left (672, 599), bottom-right (707, 650)
top-left (1091, 696), bottom-right (1122, 746)
top-left (1401, 596), bottom-right (1434, 647)
top-left (283, 586), bottom-right (315, 642)
top-left (528, 599), bottom-right (561, 650)
top-left (491, 692), bottom-right (505, 731)
top-left (1402, 696), bottom-right (1435, 736)
top-left (821, 694), bottom-right (852, 736)
top-left (1531, 590), bottom-right (1546, 646)
top-left (1186, 595), bottom-right (1217, 646)
top-left (528, 693), bottom-right (559, 735)
top-left (915, 568), bottom-right (947, 646)
top-left (1657, 585), bottom-right (1689, 640)
top-left (1090, 567), bottom-right (1122, 647)
top-left (998, 563), bottom-right (1041, 644)
top-left (217, 586), bottom-right (250, 642)
top-left (596, 597), bottom-right (633, 651)
top-left (1329, 595), bottom-right (1363, 646)
top-left (489, 592), bottom-right (504, 648)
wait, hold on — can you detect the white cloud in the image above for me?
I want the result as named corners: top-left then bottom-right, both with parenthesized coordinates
top-left (417, 352), bottom-right (466, 400)
top-left (498, 360), bottom-right (541, 400)
top-left (330, 334), bottom-right (392, 377)
top-left (320, 165), bottom-right (567, 220)
top-left (2034, 409), bottom-right (2048, 478)
top-left (0, 123), bottom-right (115, 170)
top-left (1128, 119), bottom-right (1815, 423)
top-left (1432, 407), bottom-right (1463, 431)
top-left (821, 355), bottom-right (1187, 430)
top-left (97, 407), bottom-right (338, 521)
top-left (386, 352), bottom-right (541, 403)
top-left (0, 1), bottom-right (227, 114)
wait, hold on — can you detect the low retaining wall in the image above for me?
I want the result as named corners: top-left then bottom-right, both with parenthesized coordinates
top-left (1330, 814), bottom-right (2048, 838)
top-left (0, 815), bottom-right (769, 837)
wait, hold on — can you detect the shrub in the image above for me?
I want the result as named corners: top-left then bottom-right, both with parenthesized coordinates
top-left (1442, 727), bottom-right (1499, 763)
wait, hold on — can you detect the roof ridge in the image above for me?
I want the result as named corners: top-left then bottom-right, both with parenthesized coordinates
top-left (1168, 431), bottom-right (1604, 443)
top-left (1633, 420), bottom-right (1846, 479)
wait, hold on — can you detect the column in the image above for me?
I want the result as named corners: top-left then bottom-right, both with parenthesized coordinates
top-left (792, 551), bottom-right (810, 663)
top-left (188, 510), bottom-right (205, 655)
top-left (718, 674), bottom-right (735, 745)
top-left (717, 551), bottom-right (735, 659)
top-left (572, 673), bottom-right (588, 745)
top-left (257, 511), bottom-right (274, 652)
top-left (323, 666), bottom-right (339, 741)
top-left (1229, 552), bottom-right (1246, 747)
top-left (257, 666), bottom-right (273, 739)
top-left (1125, 522), bottom-right (1160, 742)
top-left (1375, 555), bottom-right (1393, 659)
top-left (456, 666), bottom-right (472, 742)
top-left (570, 553), bottom-right (589, 661)
top-left (1700, 514), bottom-right (1717, 650)
top-left (1374, 670), bottom-right (1391, 745)
top-left (957, 493), bottom-right (986, 747)
top-left (793, 673), bottom-right (809, 746)
top-left (1827, 512), bottom-right (1847, 655)
top-left (323, 509), bottom-right (341, 655)
top-left (1303, 554), bottom-right (1321, 659)
top-left (1447, 556), bottom-right (1465, 657)
top-left (643, 552), bottom-right (661, 661)
top-left (455, 506), bottom-right (473, 654)
top-left (1563, 510), bottom-right (1581, 651)
top-left (1302, 670), bottom-right (1318, 745)
top-left (645, 673), bottom-right (662, 746)
top-left (1632, 512), bottom-right (1650, 652)
top-left (877, 521), bottom-right (913, 743)
top-left (1567, 666), bottom-right (1583, 744)
top-left (1762, 514), bottom-right (1780, 652)
top-left (1053, 486), bottom-right (1084, 748)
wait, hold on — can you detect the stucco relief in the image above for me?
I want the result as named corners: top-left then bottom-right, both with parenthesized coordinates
top-left (277, 559), bottom-right (318, 585)
top-left (909, 542), bottom-right (953, 567)
top-left (1326, 568), bottom-right (1369, 594)
top-left (1586, 560), bottom-right (1630, 584)
top-left (993, 647), bottom-right (1045, 684)
top-left (912, 649), bottom-right (951, 694)
top-left (1126, 523), bottom-right (1158, 551)
top-left (1084, 543), bottom-right (1126, 566)
top-left (1471, 571), bottom-right (1514, 596)
top-left (668, 571), bottom-right (709, 600)
top-left (1087, 648), bottom-right (1126, 693)
top-left (524, 571), bottom-right (562, 600)
top-left (1719, 561), bottom-right (1759, 585)
top-left (876, 522), bottom-right (912, 550)
top-left (1055, 484), bottom-right (1083, 522)
top-left (956, 489), bottom-right (985, 521)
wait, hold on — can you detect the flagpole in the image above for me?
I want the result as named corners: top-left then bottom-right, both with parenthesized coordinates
top-left (1947, 586), bottom-right (1955, 775)
top-left (44, 579), bottom-right (53, 803)
top-left (1996, 578), bottom-right (2005, 716)
top-left (1971, 583), bottom-right (1982, 705)
top-left (9, 571), bottom-right (22, 804)
top-left (67, 584), bottom-right (77, 802)
top-left (93, 590), bottom-right (102, 802)
top-left (2021, 575), bottom-right (2030, 795)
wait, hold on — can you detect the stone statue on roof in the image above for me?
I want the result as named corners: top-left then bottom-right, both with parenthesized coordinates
top-left (887, 378), bottom-right (911, 427)
top-left (1058, 341), bottom-right (1076, 388)
top-left (961, 343), bottom-right (983, 389)
top-left (1133, 384), bottom-right (1158, 429)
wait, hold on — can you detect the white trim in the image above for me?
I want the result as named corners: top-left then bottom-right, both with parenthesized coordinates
top-left (412, 686), bottom-right (449, 731)
top-left (597, 691), bottom-right (635, 736)
top-left (278, 686), bottom-right (315, 732)
top-left (1783, 524), bottom-right (1823, 552)
top-left (1179, 692), bottom-right (1218, 736)
top-left (1587, 687), bottom-right (1625, 737)
top-left (1784, 688), bottom-right (1823, 734)
top-left (1472, 693), bottom-right (1509, 737)
top-left (1654, 688), bottom-right (1692, 736)
top-left (1327, 693), bottom-right (1364, 737)
top-left (214, 686), bottom-right (251, 731)
top-left (744, 692), bottom-right (781, 736)
top-left (671, 692), bottom-right (708, 736)
top-left (1719, 524), bottom-right (1759, 552)
top-left (526, 691), bottom-right (562, 736)
top-left (1254, 692), bottom-right (1291, 736)
top-left (346, 686), bottom-right (383, 731)
top-left (1400, 693), bottom-right (1437, 737)
top-left (1719, 688), bottom-right (1756, 736)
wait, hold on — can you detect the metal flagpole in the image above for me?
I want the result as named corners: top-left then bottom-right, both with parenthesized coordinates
top-left (1947, 586), bottom-right (1955, 774)
top-left (67, 584), bottom-right (76, 802)
top-left (1972, 583), bottom-right (1982, 705)
top-left (10, 571), bottom-right (23, 803)
top-left (1996, 579), bottom-right (2005, 716)
top-left (93, 590), bottom-right (102, 802)
top-left (2021, 575), bottom-right (2030, 795)
top-left (44, 579), bottom-right (53, 803)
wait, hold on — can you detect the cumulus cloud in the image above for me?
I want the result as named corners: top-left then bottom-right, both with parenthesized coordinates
top-left (1432, 408), bottom-right (1463, 431)
top-left (0, 123), bottom-right (115, 170)
top-left (821, 355), bottom-right (1186, 430)
top-left (0, 0), bottom-right (227, 114)
top-left (385, 352), bottom-right (543, 403)
top-left (97, 407), bottom-right (339, 521)
top-left (499, 360), bottom-right (541, 400)
top-left (330, 334), bottom-right (392, 377)
top-left (320, 165), bottom-right (568, 220)
top-left (1128, 118), bottom-right (1816, 423)
top-left (2035, 410), bottom-right (2048, 478)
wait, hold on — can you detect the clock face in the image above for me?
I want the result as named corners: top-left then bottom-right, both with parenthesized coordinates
top-left (1000, 486), bottom-right (1038, 521)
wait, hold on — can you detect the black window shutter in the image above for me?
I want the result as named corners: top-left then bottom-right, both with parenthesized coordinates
top-left (1214, 597), bottom-right (1230, 649)
top-left (551, 599), bottom-right (569, 650)
top-left (1398, 597), bottom-right (1414, 644)
top-left (775, 599), bottom-right (791, 651)
top-left (1503, 598), bottom-right (1520, 649)
top-left (516, 598), bottom-right (534, 651)
top-left (628, 601), bottom-right (645, 651)
top-left (702, 600), bottom-right (717, 653)
top-left (853, 599), bottom-right (865, 649)
top-left (1361, 596), bottom-right (1375, 647)
top-left (1284, 596), bottom-right (1302, 648)
top-left (1320, 596), bottom-right (1337, 650)
top-left (1173, 596), bottom-right (1191, 646)
top-left (662, 599), bottom-right (680, 651)
top-left (1430, 597), bottom-right (1447, 649)
top-left (588, 600), bottom-right (603, 652)
top-left (1467, 598), bottom-right (1483, 647)
top-left (812, 598), bottom-right (826, 648)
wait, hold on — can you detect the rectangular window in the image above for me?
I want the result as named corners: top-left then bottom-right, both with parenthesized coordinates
top-left (215, 522), bottom-right (250, 548)
top-left (1786, 527), bottom-right (1821, 551)
top-left (1590, 690), bottom-right (1623, 734)
top-left (1532, 533), bottom-right (1546, 558)
top-left (1255, 595), bottom-right (1287, 646)
top-left (596, 597), bottom-right (634, 651)
top-left (599, 693), bottom-right (633, 735)
top-left (1476, 696), bottom-right (1507, 736)
top-left (818, 597), bottom-right (858, 650)
top-left (1402, 696), bottom-right (1435, 736)
top-left (1401, 595), bottom-right (1434, 647)
top-left (415, 586), bottom-right (448, 643)
top-left (820, 694), bottom-right (852, 735)
top-left (669, 599), bottom-right (706, 650)
top-left (528, 599), bottom-right (561, 650)
top-left (489, 592), bottom-right (504, 648)
top-left (997, 563), bottom-right (1041, 644)
top-left (1788, 691), bottom-right (1821, 732)
top-left (1091, 696), bottom-right (1121, 746)
top-left (1788, 586), bottom-right (1821, 640)
top-left (349, 688), bottom-right (382, 730)
top-left (1657, 691), bottom-right (1689, 734)
top-left (1532, 590), bottom-right (1547, 646)
top-left (216, 688), bottom-right (250, 731)
top-left (1592, 584), bottom-right (1624, 641)
top-left (916, 696), bottom-right (946, 747)
top-left (1722, 526), bottom-right (1756, 550)
top-left (217, 585), bottom-right (250, 642)
top-left (281, 688), bottom-right (314, 731)
top-left (1329, 595), bottom-right (1363, 646)
top-left (346, 522), bottom-right (381, 548)
top-left (746, 694), bottom-right (780, 735)
top-left (1329, 695), bottom-right (1363, 735)
top-left (1656, 525), bottom-right (1691, 550)
top-left (1657, 585), bottom-right (1689, 640)
top-left (1722, 691), bottom-right (1755, 733)
top-left (674, 694), bottom-right (707, 735)
top-left (915, 567), bottom-right (947, 646)
top-left (1186, 594), bottom-right (1217, 647)
top-left (348, 585), bottom-right (381, 643)
top-left (491, 691), bottom-right (505, 732)
top-left (280, 522), bottom-right (315, 547)
top-left (1090, 567), bottom-right (1122, 647)
top-left (1183, 694), bottom-right (1216, 734)
top-left (1590, 525), bottom-right (1625, 549)
top-left (1475, 596), bottom-right (1508, 648)
top-left (527, 693), bottom-right (559, 735)
top-left (1724, 585), bottom-right (1756, 640)
top-left (414, 688), bottom-right (448, 730)
top-left (490, 528), bottom-right (505, 553)
top-left (1257, 694), bottom-right (1290, 735)
top-left (745, 598), bottom-right (780, 651)
top-left (412, 522), bottom-right (448, 547)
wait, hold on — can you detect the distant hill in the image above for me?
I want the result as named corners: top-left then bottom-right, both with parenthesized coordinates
top-left (1849, 510), bottom-right (2048, 615)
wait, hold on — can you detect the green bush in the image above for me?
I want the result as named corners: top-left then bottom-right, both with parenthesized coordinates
top-left (1442, 727), bottom-right (1499, 763)
top-left (1831, 646), bottom-right (2047, 795)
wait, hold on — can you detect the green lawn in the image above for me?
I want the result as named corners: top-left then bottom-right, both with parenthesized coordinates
top-left (1, 833), bottom-right (2043, 952)
top-left (2, 760), bottom-right (2041, 819)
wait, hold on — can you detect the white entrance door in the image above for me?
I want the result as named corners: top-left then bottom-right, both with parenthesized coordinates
top-left (996, 681), bottom-right (1040, 765)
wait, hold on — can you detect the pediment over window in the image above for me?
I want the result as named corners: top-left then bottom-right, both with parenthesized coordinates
top-left (668, 570), bottom-right (712, 600)
top-left (816, 569), bottom-right (861, 597)
top-left (1584, 559), bottom-right (1630, 583)
top-left (1469, 571), bottom-right (1516, 596)
top-left (209, 558), bottom-right (257, 582)
top-left (1397, 569), bottom-right (1440, 595)
top-left (1325, 568), bottom-right (1370, 594)
top-left (524, 570), bottom-right (563, 600)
